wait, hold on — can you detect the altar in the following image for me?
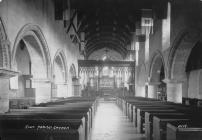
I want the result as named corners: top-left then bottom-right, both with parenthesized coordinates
top-left (100, 76), bottom-right (115, 89)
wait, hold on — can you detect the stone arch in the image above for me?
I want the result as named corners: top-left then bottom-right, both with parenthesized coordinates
top-left (70, 64), bottom-right (77, 78)
top-left (0, 17), bottom-right (15, 112)
top-left (12, 24), bottom-right (52, 104)
top-left (53, 49), bottom-right (68, 83)
top-left (168, 28), bottom-right (202, 81)
top-left (52, 49), bottom-right (68, 98)
top-left (167, 28), bottom-right (202, 102)
top-left (0, 17), bottom-right (11, 69)
top-left (149, 51), bottom-right (166, 82)
top-left (12, 24), bottom-right (51, 79)
top-left (148, 51), bottom-right (166, 100)
top-left (185, 42), bottom-right (202, 99)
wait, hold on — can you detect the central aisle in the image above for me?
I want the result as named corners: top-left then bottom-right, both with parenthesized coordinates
top-left (90, 99), bottom-right (146, 140)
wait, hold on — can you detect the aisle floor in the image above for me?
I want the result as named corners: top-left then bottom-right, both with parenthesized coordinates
top-left (90, 99), bottom-right (146, 140)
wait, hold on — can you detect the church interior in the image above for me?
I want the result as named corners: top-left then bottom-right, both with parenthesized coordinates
top-left (0, 0), bottom-right (202, 140)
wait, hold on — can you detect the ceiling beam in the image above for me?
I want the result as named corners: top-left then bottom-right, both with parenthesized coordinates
top-left (85, 31), bottom-right (131, 43)
top-left (86, 44), bottom-right (127, 59)
top-left (86, 36), bottom-right (125, 47)
top-left (86, 41), bottom-right (127, 56)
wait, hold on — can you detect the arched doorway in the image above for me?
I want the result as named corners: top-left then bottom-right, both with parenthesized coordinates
top-left (149, 52), bottom-right (166, 100)
top-left (52, 50), bottom-right (68, 98)
top-left (12, 24), bottom-right (51, 104)
top-left (69, 64), bottom-right (79, 96)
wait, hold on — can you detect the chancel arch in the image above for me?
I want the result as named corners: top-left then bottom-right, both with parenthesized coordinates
top-left (52, 49), bottom-right (68, 98)
top-left (149, 51), bottom-right (166, 100)
top-left (11, 24), bottom-right (52, 104)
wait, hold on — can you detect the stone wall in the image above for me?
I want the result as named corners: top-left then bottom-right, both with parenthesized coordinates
top-left (0, 0), bottom-right (81, 112)
top-left (136, 0), bottom-right (202, 103)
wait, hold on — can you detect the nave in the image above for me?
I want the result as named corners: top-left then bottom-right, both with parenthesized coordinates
top-left (90, 98), bottom-right (145, 140)
top-left (0, 96), bottom-right (146, 140)
top-left (1, 94), bottom-right (202, 140)
top-left (1, 0), bottom-right (202, 139)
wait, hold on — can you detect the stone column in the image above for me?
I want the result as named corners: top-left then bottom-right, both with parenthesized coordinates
top-left (135, 84), bottom-right (146, 97)
top-left (56, 83), bottom-right (68, 97)
top-left (32, 79), bottom-right (51, 104)
top-left (163, 79), bottom-right (186, 103)
top-left (147, 82), bottom-right (160, 99)
top-left (51, 82), bottom-right (57, 98)
top-left (72, 78), bottom-right (81, 96)
top-left (0, 69), bottom-right (18, 113)
top-left (97, 67), bottom-right (102, 91)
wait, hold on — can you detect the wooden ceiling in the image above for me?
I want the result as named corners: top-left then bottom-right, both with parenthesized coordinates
top-left (70, 0), bottom-right (167, 58)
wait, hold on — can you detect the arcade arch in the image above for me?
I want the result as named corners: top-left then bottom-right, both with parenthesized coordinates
top-left (12, 24), bottom-right (51, 104)
top-left (0, 17), bottom-right (16, 112)
top-left (52, 49), bottom-right (68, 98)
top-left (167, 28), bottom-right (202, 102)
top-left (0, 17), bottom-right (11, 69)
top-left (149, 51), bottom-right (166, 100)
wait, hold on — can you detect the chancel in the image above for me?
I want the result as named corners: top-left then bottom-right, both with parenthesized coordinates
top-left (0, 0), bottom-right (202, 140)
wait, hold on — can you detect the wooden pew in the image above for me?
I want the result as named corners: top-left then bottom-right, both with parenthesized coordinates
top-left (128, 100), bottom-right (169, 122)
top-left (35, 97), bottom-right (96, 106)
top-left (123, 97), bottom-right (159, 117)
top-left (117, 96), bottom-right (202, 140)
top-left (34, 97), bottom-right (98, 118)
top-left (19, 101), bottom-right (94, 127)
top-left (2, 97), bottom-right (97, 140)
top-left (145, 111), bottom-right (185, 140)
top-left (126, 98), bottom-right (160, 117)
top-left (130, 101), bottom-right (189, 127)
top-left (153, 114), bottom-right (191, 140)
top-left (36, 99), bottom-right (97, 116)
top-left (115, 96), bottom-right (158, 116)
top-left (50, 102), bottom-right (96, 127)
top-left (136, 107), bottom-right (176, 133)
top-left (46, 102), bottom-right (95, 131)
top-left (167, 121), bottom-right (202, 140)
top-left (116, 96), bottom-right (168, 126)
top-left (9, 108), bottom-right (91, 140)
top-left (133, 104), bottom-right (175, 127)
top-left (0, 114), bottom-right (86, 140)
top-left (31, 97), bottom-right (97, 130)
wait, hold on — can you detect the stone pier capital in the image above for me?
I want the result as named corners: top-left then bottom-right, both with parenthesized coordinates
top-left (31, 78), bottom-right (51, 83)
top-left (146, 81), bottom-right (161, 85)
top-left (0, 39), bottom-right (11, 46)
top-left (162, 78), bottom-right (186, 84)
top-left (0, 68), bottom-right (18, 79)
